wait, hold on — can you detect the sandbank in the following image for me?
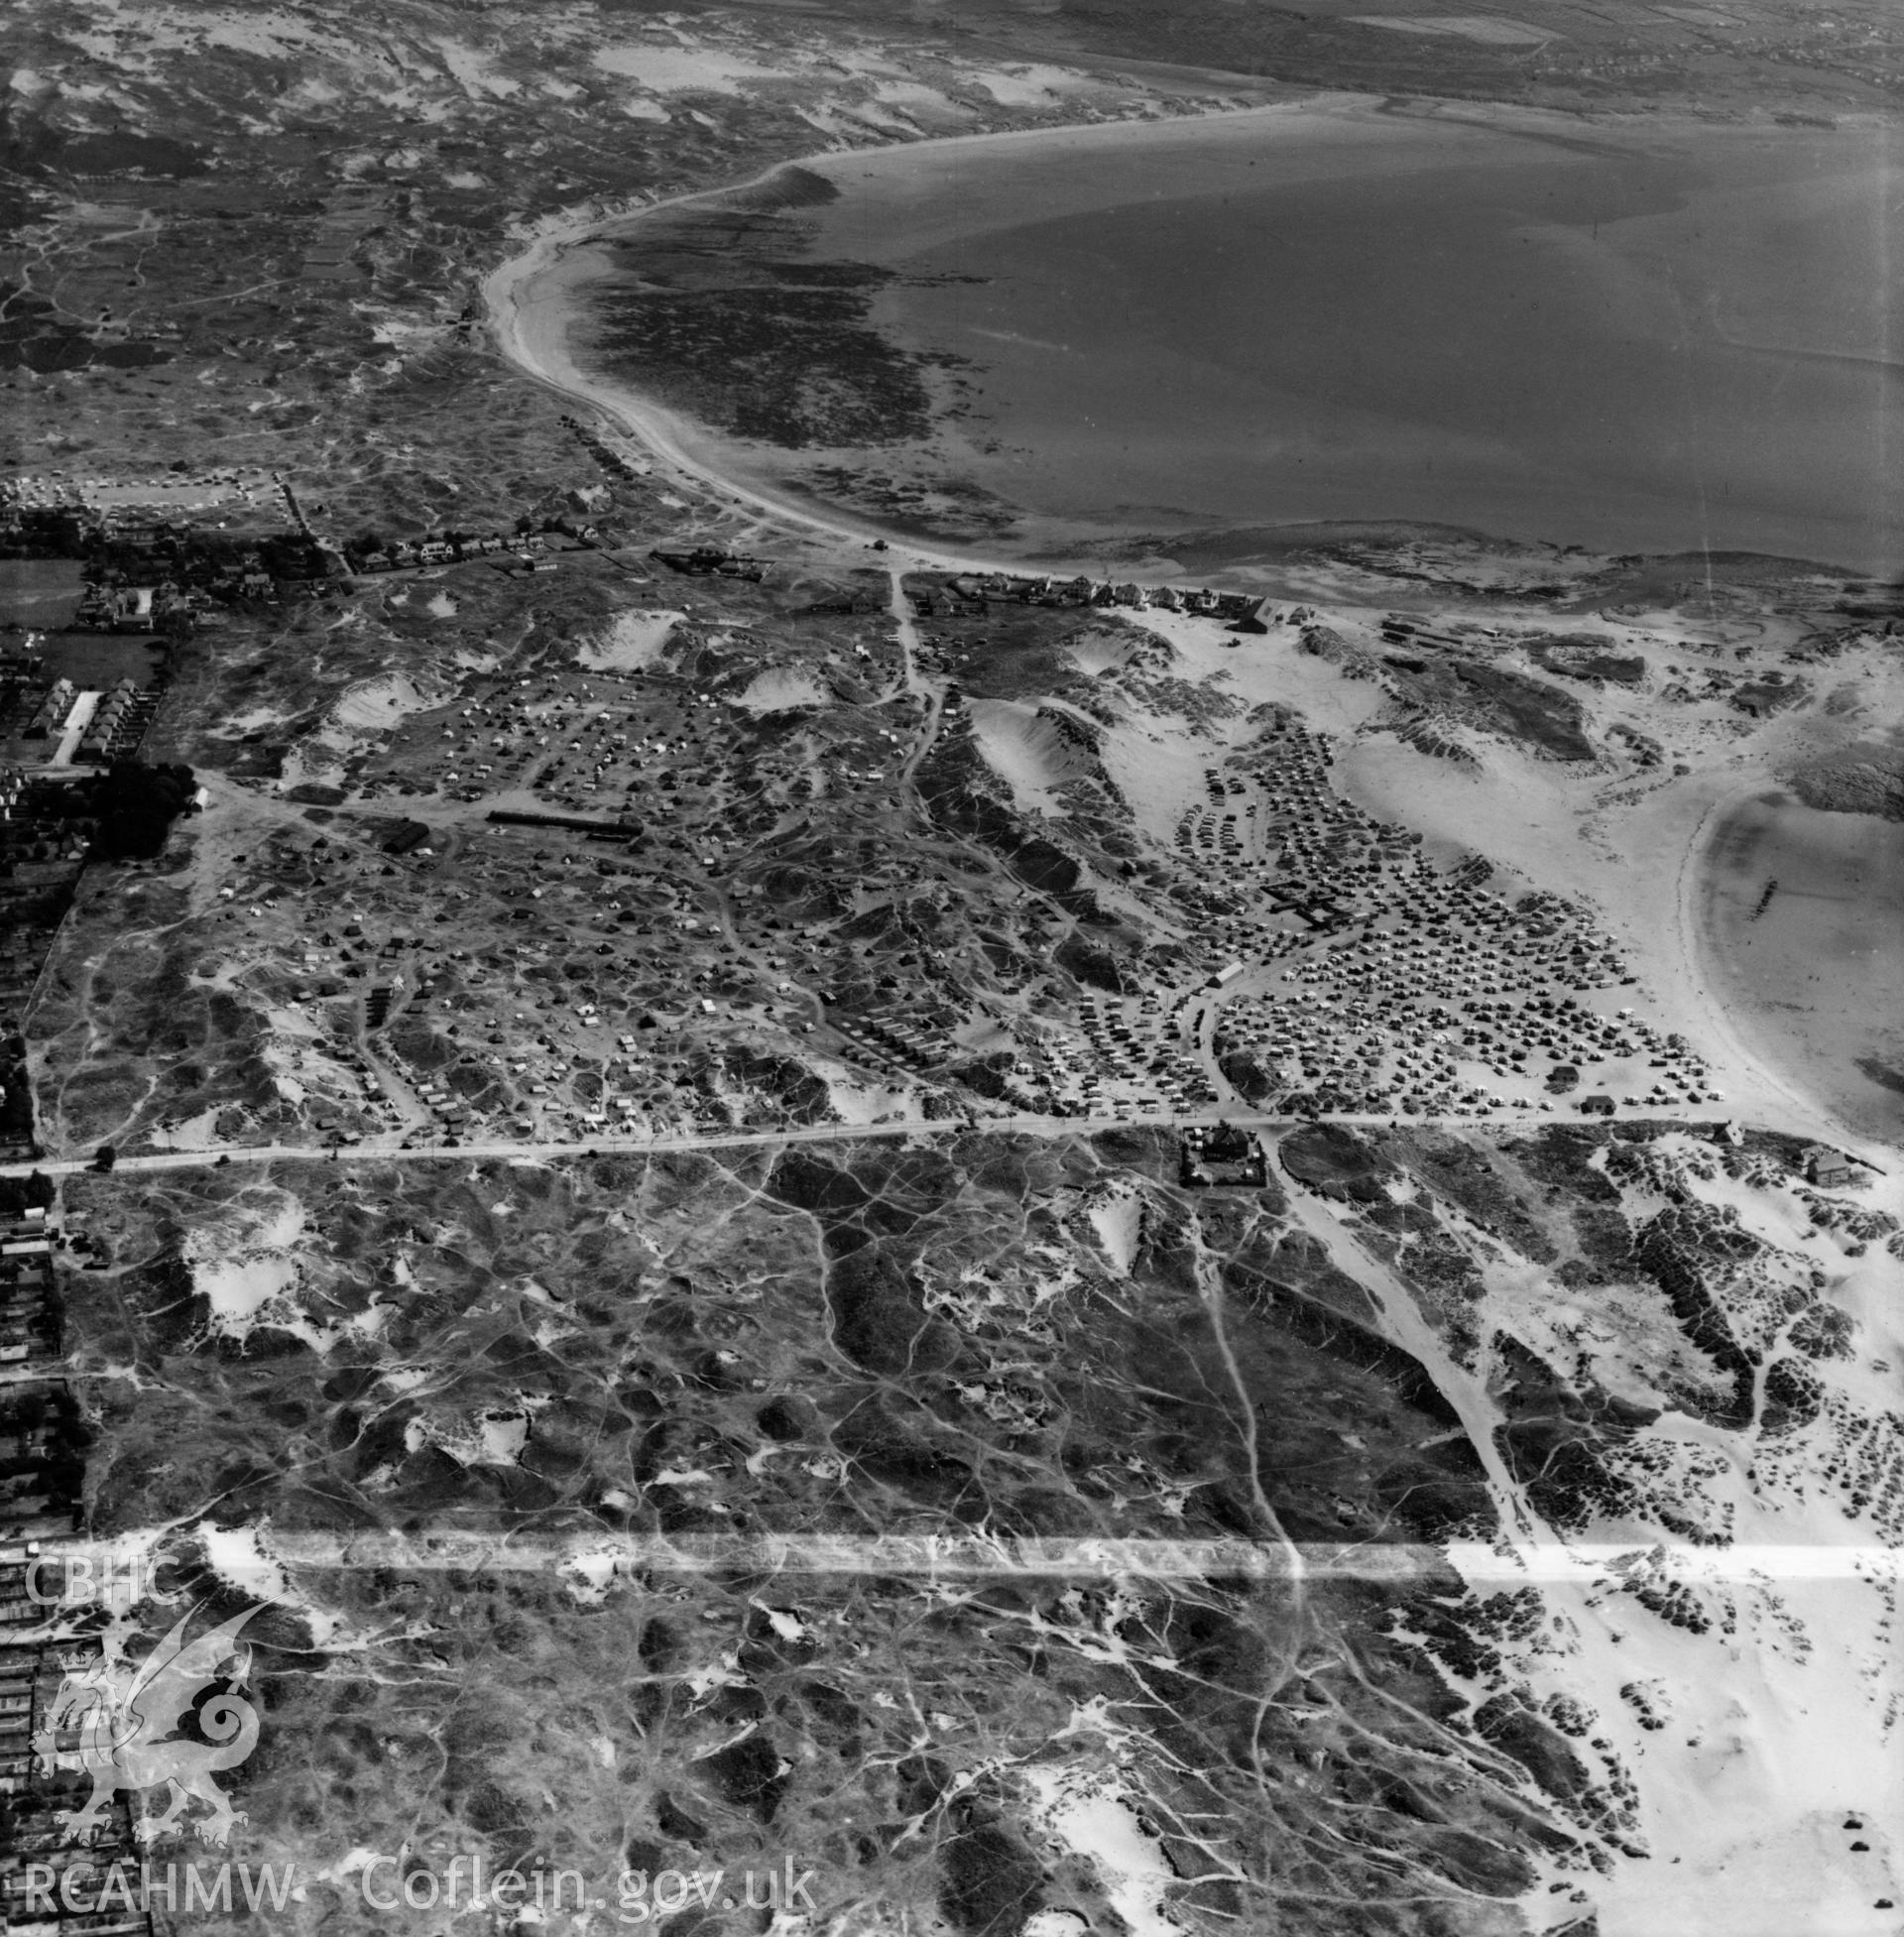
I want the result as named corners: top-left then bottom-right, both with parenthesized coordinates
top-left (493, 94), bottom-right (1899, 575)
top-left (483, 92), bottom-right (1552, 578)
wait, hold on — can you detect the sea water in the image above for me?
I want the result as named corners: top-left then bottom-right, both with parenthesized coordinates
top-left (847, 109), bottom-right (1900, 569)
top-left (1700, 789), bottom-right (1904, 1142)
top-left (585, 104), bottom-right (1901, 570)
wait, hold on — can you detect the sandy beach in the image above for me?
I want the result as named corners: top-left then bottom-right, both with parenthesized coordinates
top-left (485, 217), bottom-right (1090, 579)
top-left (1629, 772), bottom-right (1902, 1165)
top-left (492, 102), bottom-right (1904, 1177)
top-left (483, 95), bottom-right (1538, 578)
top-left (503, 94), bottom-right (1901, 576)
top-left (477, 106), bottom-right (1343, 578)
top-left (1695, 786), bottom-right (1904, 1143)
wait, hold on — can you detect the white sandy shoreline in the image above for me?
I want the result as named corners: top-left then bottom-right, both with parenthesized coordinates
top-left (484, 223), bottom-right (1048, 579)
top-left (1674, 784), bottom-right (1870, 1149)
top-left (486, 92), bottom-right (1902, 578)
top-left (1687, 784), bottom-right (1904, 1150)
top-left (481, 101), bottom-right (1401, 580)
top-left (480, 90), bottom-right (1658, 579)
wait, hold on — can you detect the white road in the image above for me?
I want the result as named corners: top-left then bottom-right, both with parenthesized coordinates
top-left (2, 1101), bottom-right (1751, 1181)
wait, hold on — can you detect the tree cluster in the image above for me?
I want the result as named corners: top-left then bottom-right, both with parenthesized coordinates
top-left (89, 760), bottom-right (197, 860)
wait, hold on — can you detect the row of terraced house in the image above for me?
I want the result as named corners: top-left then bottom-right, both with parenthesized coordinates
top-left (0, 1182), bottom-right (155, 1937)
top-left (905, 570), bottom-right (1274, 624)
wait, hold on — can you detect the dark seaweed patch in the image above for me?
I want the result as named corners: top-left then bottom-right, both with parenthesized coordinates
top-left (589, 222), bottom-right (959, 448)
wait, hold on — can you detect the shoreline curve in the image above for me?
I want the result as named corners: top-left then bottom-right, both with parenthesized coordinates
top-left (480, 99), bottom-right (1362, 579)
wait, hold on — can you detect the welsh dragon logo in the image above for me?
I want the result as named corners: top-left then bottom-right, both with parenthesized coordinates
top-left (34, 1606), bottom-right (262, 1846)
